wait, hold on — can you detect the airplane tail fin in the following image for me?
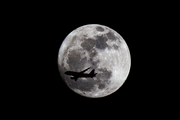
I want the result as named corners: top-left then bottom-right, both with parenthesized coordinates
top-left (90, 70), bottom-right (97, 78)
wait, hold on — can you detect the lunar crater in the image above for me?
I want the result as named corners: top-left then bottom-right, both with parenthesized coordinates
top-left (106, 31), bottom-right (117, 40)
top-left (96, 26), bottom-right (104, 32)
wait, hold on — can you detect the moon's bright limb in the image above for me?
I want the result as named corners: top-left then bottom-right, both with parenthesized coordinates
top-left (58, 24), bottom-right (131, 98)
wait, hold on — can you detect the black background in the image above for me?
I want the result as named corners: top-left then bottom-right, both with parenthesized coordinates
top-left (30, 10), bottom-right (152, 114)
top-left (7, 1), bottom-right (176, 118)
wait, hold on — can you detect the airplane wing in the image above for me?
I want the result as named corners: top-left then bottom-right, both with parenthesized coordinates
top-left (80, 67), bottom-right (91, 73)
top-left (70, 76), bottom-right (78, 81)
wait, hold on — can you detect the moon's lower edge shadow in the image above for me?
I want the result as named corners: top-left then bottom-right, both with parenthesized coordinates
top-left (58, 24), bottom-right (131, 98)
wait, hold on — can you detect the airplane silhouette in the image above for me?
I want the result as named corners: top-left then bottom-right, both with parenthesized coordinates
top-left (64, 67), bottom-right (97, 81)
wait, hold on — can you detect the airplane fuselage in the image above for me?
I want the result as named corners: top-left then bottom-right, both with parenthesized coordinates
top-left (64, 68), bottom-right (97, 81)
top-left (65, 72), bottom-right (94, 77)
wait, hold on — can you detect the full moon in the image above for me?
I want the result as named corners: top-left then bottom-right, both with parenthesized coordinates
top-left (58, 24), bottom-right (131, 98)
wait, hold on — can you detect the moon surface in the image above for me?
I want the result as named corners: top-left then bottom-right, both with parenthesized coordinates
top-left (58, 24), bottom-right (131, 98)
